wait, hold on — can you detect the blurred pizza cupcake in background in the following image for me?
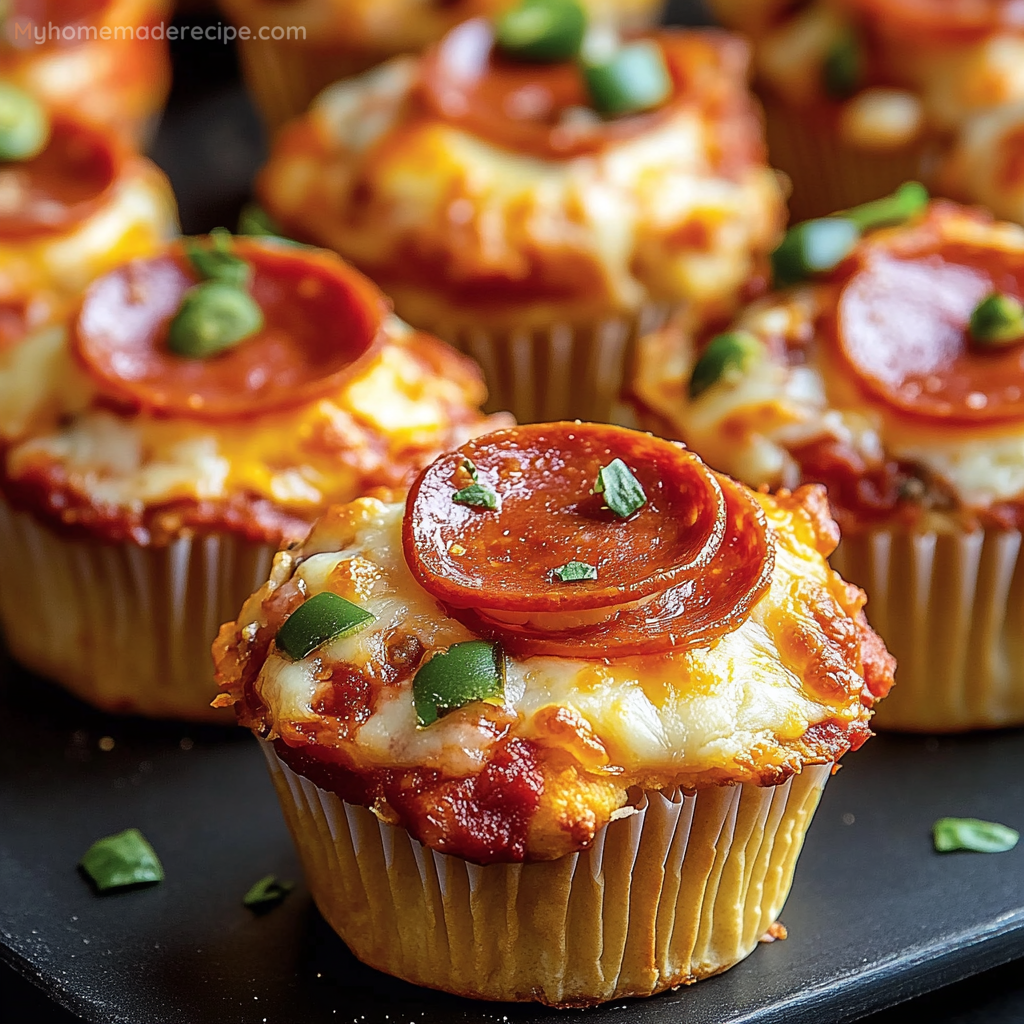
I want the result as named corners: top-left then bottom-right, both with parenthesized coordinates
top-left (709, 0), bottom-right (1024, 221)
top-left (634, 185), bottom-right (1024, 732)
top-left (218, 0), bottom-right (666, 131)
top-left (0, 233), bottom-right (508, 720)
top-left (214, 421), bottom-right (893, 1005)
top-left (1, 0), bottom-right (173, 148)
top-left (0, 87), bottom-right (177, 431)
top-left (258, 4), bottom-right (785, 423)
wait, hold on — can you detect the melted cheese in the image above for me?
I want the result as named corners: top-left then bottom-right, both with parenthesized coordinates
top-left (0, 156), bottom-right (177, 335)
top-left (259, 54), bottom-right (785, 329)
top-left (2, 317), bottom-right (505, 526)
top-left (241, 496), bottom-right (872, 785)
top-left (633, 212), bottom-right (1024, 514)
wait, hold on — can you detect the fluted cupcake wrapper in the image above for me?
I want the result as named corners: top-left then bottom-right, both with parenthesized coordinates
top-left (432, 304), bottom-right (678, 426)
top-left (762, 95), bottom-right (929, 222)
top-left (236, 38), bottom-right (383, 132)
top-left (0, 499), bottom-right (277, 721)
top-left (262, 740), bottom-right (830, 1006)
top-left (831, 527), bottom-right (1024, 732)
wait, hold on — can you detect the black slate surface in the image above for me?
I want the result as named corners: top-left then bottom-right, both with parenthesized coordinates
top-left (4, 6), bottom-right (1024, 1023)
top-left (3, 646), bottom-right (1024, 1024)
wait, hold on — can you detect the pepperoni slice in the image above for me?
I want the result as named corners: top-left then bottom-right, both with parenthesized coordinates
top-left (404, 423), bottom-right (773, 657)
top-left (844, 0), bottom-right (1024, 39)
top-left (832, 226), bottom-right (1024, 423)
top-left (418, 21), bottom-right (758, 165)
top-left (0, 116), bottom-right (120, 240)
top-left (72, 239), bottom-right (389, 420)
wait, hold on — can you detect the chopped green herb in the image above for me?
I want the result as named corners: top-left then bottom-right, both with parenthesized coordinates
top-left (453, 483), bottom-right (500, 510)
top-left (689, 330), bottom-right (765, 399)
top-left (413, 640), bottom-right (505, 727)
top-left (554, 560), bottom-right (598, 582)
top-left (243, 874), bottom-right (294, 910)
top-left (238, 203), bottom-right (284, 238)
top-left (933, 817), bottom-right (1019, 854)
top-left (184, 229), bottom-right (252, 289)
top-left (275, 591), bottom-right (375, 661)
top-left (79, 829), bottom-right (164, 892)
top-left (822, 29), bottom-right (862, 99)
top-left (495, 0), bottom-right (587, 63)
top-left (583, 41), bottom-right (672, 117)
top-left (843, 181), bottom-right (929, 233)
top-left (0, 82), bottom-right (49, 162)
top-left (166, 280), bottom-right (265, 358)
top-left (771, 216), bottom-right (860, 287)
top-left (594, 458), bottom-right (646, 518)
top-left (969, 293), bottom-right (1024, 346)
top-left (462, 458), bottom-right (480, 480)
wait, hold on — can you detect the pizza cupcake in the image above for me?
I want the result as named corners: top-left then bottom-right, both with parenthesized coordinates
top-left (0, 88), bottom-right (177, 377)
top-left (257, 10), bottom-right (785, 423)
top-left (709, 0), bottom-right (1024, 220)
top-left (634, 187), bottom-right (1024, 732)
top-left (218, 0), bottom-right (665, 131)
top-left (214, 421), bottom-right (894, 1005)
top-left (1, 0), bottom-right (172, 148)
top-left (0, 233), bottom-right (508, 720)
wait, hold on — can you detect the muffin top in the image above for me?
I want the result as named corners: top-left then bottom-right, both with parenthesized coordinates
top-left (214, 422), bottom-right (894, 864)
top-left (0, 234), bottom-right (507, 546)
top-left (257, 16), bottom-right (784, 327)
top-left (713, 0), bottom-right (1024, 150)
top-left (634, 192), bottom-right (1024, 533)
top-left (0, 88), bottom-right (176, 349)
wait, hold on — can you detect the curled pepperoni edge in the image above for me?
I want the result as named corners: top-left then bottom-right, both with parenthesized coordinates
top-left (403, 423), bottom-right (730, 614)
top-left (445, 474), bottom-right (774, 659)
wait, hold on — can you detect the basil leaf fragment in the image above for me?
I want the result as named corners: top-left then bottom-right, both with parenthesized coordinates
top-left (184, 228), bottom-right (252, 289)
top-left (453, 477), bottom-right (500, 510)
top-left (969, 293), bottom-right (1024, 347)
top-left (495, 0), bottom-right (586, 63)
top-left (594, 458), bottom-right (646, 518)
top-left (166, 280), bottom-right (265, 358)
top-left (276, 591), bottom-right (375, 660)
top-left (933, 817), bottom-right (1019, 854)
top-left (583, 41), bottom-right (672, 117)
top-left (0, 83), bottom-right (50, 163)
top-left (843, 181), bottom-right (928, 233)
top-left (413, 640), bottom-right (505, 727)
top-left (771, 217), bottom-right (860, 288)
top-left (554, 560), bottom-right (597, 582)
top-left (79, 829), bottom-right (164, 892)
top-left (243, 874), bottom-right (294, 910)
top-left (689, 330), bottom-right (765, 399)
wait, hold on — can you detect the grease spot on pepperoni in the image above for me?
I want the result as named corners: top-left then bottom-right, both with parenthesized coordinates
top-left (404, 423), bottom-right (773, 658)
top-left (834, 239), bottom-right (1024, 423)
top-left (72, 238), bottom-right (389, 420)
top-left (0, 116), bottom-right (119, 240)
top-left (418, 20), bottom-right (761, 168)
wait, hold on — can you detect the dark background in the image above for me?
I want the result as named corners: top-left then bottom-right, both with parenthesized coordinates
top-left (3, 8), bottom-right (1024, 1023)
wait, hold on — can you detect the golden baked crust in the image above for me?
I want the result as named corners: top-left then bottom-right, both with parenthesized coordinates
top-left (0, 322), bottom-right (508, 546)
top-left (257, 31), bottom-right (785, 330)
top-left (214, 484), bottom-right (893, 863)
top-left (633, 201), bottom-right (1024, 533)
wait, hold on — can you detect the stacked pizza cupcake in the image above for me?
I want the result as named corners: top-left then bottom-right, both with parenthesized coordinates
top-left (635, 186), bottom-right (1024, 732)
top-left (215, 421), bottom-right (893, 1004)
top-left (255, 1), bottom-right (785, 422)
top-left (711, 0), bottom-right (1024, 223)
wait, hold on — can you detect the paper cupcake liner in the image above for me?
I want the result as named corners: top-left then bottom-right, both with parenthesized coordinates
top-left (236, 38), bottom-right (383, 131)
top-left (433, 304), bottom-right (677, 426)
top-left (830, 527), bottom-right (1024, 732)
top-left (0, 499), bottom-right (277, 721)
top-left (262, 741), bottom-right (830, 1006)
top-left (762, 96), bottom-right (927, 222)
